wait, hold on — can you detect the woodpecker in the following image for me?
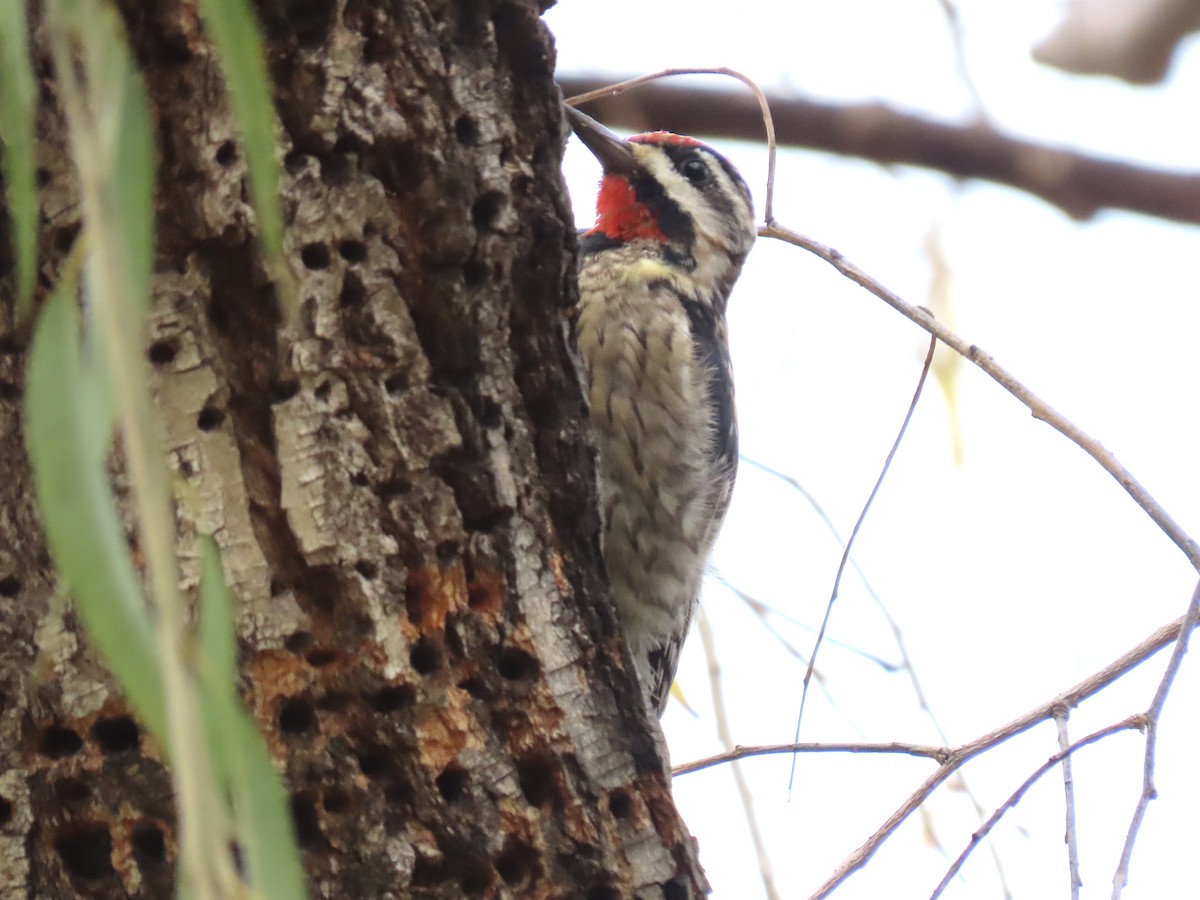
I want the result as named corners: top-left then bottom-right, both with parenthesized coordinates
top-left (566, 104), bottom-right (756, 716)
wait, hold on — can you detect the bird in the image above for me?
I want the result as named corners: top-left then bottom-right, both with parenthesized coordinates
top-left (566, 103), bottom-right (756, 716)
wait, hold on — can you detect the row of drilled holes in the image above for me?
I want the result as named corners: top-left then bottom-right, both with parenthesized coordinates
top-left (35, 712), bottom-right (490, 882)
top-left (271, 635), bottom-right (518, 739)
top-left (39, 716), bottom-right (139, 760)
top-left (53, 819), bottom-right (167, 883)
top-left (299, 239), bottom-right (367, 270)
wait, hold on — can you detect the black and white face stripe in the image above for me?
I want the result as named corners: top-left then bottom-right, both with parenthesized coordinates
top-left (619, 141), bottom-right (756, 252)
top-left (656, 142), bottom-right (754, 218)
top-left (628, 138), bottom-right (757, 297)
top-left (625, 165), bottom-right (698, 248)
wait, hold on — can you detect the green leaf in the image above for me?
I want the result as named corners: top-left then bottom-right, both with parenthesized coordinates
top-left (198, 537), bottom-right (308, 900)
top-left (197, 0), bottom-right (294, 317)
top-left (25, 280), bottom-right (167, 743)
top-left (198, 536), bottom-right (239, 705)
top-left (229, 710), bottom-right (309, 900)
top-left (76, 0), bottom-right (155, 326)
top-left (0, 1), bottom-right (39, 321)
top-left (105, 41), bottom-right (156, 324)
top-left (197, 535), bottom-right (237, 794)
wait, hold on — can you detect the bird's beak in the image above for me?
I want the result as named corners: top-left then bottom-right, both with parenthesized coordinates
top-left (564, 105), bottom-right (638, 176)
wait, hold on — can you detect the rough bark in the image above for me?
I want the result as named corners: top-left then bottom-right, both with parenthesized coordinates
top-left (0, 1), bottom-right (704, 897)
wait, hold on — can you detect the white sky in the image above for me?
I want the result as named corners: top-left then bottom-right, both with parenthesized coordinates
top-left (547, 1), bottom-right (1200, 898)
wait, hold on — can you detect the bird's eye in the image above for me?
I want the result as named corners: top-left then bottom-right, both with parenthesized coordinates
top-left (681, 158), bottom-right (710, 185)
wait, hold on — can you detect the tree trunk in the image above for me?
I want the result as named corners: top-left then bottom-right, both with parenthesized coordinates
top-left (0, 1), bottom-right (704, 896)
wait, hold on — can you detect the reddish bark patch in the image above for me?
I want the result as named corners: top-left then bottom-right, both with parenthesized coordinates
top-left (466, 567), bottom-right (506, 618)
top-left (405, 563), bottom-right (467, 632)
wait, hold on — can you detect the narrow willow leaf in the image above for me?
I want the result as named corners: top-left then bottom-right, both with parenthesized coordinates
top-left (229, 711), bottom-right (308, 900)
top-left (197, 0), bottom-right (293, 316)
top-left (198, 537), bottom-right (308, 900)
top-left (198, 536), bottom-right (238, 704)
top-left (105, 41), bottom-right (156, 323)
top-left (57, 9), bottom-right (238, 895)
top-left (197, 535), bottom-right (236, 794)
top-left (70, 0), bottom-right (155, 326)
top-left (25, 281), bottom-right (167, 742)
top-left (0, 1), bottom-right (38, 320)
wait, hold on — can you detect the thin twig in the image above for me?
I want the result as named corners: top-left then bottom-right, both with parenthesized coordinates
top-left (734, 456), bottom-right (1012, 893)
top-left (564, 67), bottom-right (779, 224)
top-left (808, 606), bottom-right (1200, 898)
top-left (1111, 580), bottom-right (1200, 898)
top-left (736, 457), bottom-right (902, 673)
top-left (706, 568), bottom-right (876, 743)
top-left (789, 335), bottom-right (938, 793)
top-left (933, 0), bottom-right (987, 114)
top-left (760, 223), bottom-right (1200, 575)
top-left (710, 565), bottom-right (898, 670)
top-left (675, 740), bottom-right (952, 777)
top-left (1055, 709), bottom-right (1083, 900)
top-left (762, 220), bottom-right (1200, 895)
top-left (697, 609), bottom-right (782, 900)
top-left (929, 718), bottom-right (1141, 899)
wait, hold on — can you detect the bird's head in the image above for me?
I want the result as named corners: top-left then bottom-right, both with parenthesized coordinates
top-left (566, 104), bottom-right (757, 304)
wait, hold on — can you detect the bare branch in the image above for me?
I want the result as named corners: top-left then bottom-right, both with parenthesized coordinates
top-left (1111, 580), bottom-right (1200, 897)
top-left (760, 223), bottom-right (1200, 574)
top-left (788, 336), bottom-right (938, 792)
top-left (757, 223), bottom-right (1200, 894)
top-left (715, 490), bottom-right (1016, 893)
top-left (808, 606), bottom-right (1200, 897)
top-left (930, 718), bottom-right (1142, 899)
top-left (674, 596), bottom-right (1199, 891)
top-left (557, 76), bottom-right (1200, 225)
top-left (1055, 710), bottom-right (1084, 900)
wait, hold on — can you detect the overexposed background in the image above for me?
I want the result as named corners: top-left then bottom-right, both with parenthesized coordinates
top-left (548, 2), bottom-right (1200, 897)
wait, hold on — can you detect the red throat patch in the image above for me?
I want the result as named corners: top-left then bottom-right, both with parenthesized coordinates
top-left (589, 174), bottom-right (667, 243)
